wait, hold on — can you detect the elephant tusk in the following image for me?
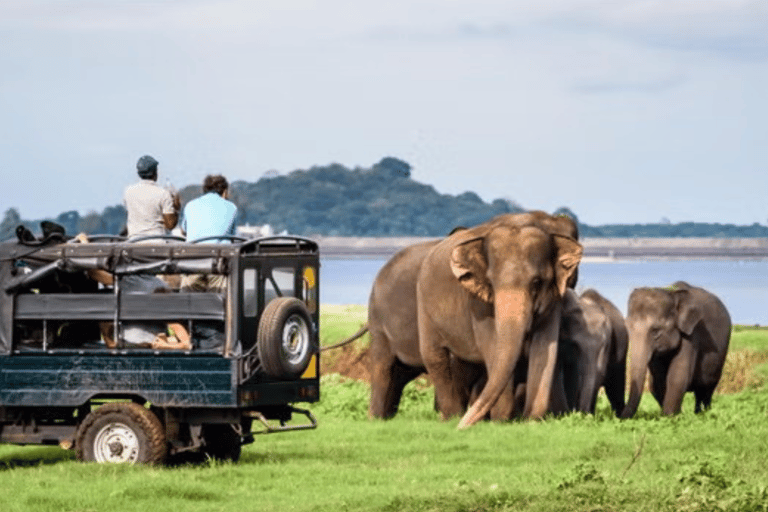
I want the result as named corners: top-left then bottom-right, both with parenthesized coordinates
top-left (456, 405), bottom-right (483, 430)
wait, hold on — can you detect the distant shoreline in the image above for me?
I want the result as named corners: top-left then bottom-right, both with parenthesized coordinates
top-left (315, 236), bottom-right (768, 260)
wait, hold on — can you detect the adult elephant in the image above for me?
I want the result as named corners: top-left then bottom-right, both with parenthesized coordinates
top-left (558, 289), bottom-right (628, 415)
top-left (417, 219), bottom-right (582, 428)
top-left (368, 211), bottom-right (579, 420)
top-left (620, 281), bottom-right (731, 418)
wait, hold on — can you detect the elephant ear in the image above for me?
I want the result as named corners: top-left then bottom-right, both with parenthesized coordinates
top-left (553, 235), bottom-right (583, 297)
top-left (674, 289), bottom-right (703, 336)
top-left (450, 237), bottom-right (493, 303)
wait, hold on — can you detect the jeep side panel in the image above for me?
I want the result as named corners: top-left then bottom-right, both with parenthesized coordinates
top-left (0, 354), bottom-right (236, 408)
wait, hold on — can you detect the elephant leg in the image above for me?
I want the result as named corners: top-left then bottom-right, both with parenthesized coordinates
top-left (369, 329), bottom-right (420, 419)
top-left (603, 361), bottom-right (627, 416)
top-left (694, 385), bottom-right (715, 413)
top-left (511, 357), bottom-right (528, 418)
top-left (514, 382), bottom-right (526, 418)
top-left (648, 357), bottom-right (669, 410)
top-left (548, 362), bottom-right (569, 416)
top-left (450, 358), bottom-right (486, 414)
top-left (426, 351), bottom-right (465, 419)
top-left (386, 360), bottom-right (424, 417)
top-left (420, 317), bottom-right (464, 419)
top-left (661, 341), bottom-right (696, 415)
top-left (560, 356), bottom-right (579, 412)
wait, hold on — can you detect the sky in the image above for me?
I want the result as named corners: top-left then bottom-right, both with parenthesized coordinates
top-left (0, 0), bottom-right (766, 226)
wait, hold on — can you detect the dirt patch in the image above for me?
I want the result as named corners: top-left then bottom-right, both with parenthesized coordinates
top-left (321, 344), bottom-right (371, 382)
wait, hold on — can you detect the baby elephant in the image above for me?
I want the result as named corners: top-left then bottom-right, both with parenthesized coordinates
top-left (558, 289), bottom-right (628, 415)
top-left (621, 282), bottom-right (731, 418)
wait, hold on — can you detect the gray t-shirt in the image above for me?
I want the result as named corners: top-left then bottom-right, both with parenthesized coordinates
top-left (123, 179), bottom-right (175, 238)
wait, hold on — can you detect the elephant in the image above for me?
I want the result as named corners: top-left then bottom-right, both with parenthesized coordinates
top-left (558, 288), bottom-right (628, 415)
top-left (416, 217), bottom-right (583, 428)
top-left (620, 281), bottom-right (731, 418)
top-left (367, 239), bottom-right (438, 418)
top-left (367, 211), bottom-right (579, 420)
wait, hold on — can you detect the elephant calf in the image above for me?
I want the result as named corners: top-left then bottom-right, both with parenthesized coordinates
top-left (558, 289), bottom-right (628, 415)
top-left (621, 281), bottom-right (731, 418)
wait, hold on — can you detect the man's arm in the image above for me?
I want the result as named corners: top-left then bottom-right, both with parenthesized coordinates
top-left (162, 191), bottom-right (181, 230)
top-left (163, 212), bottom-right (178, 230)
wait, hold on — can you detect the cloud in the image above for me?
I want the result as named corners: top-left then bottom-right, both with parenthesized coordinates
top-left (3, 0), bottom-right (766, 59)
top-left (361, 1), bottom-right (768, 61)
top-left (552, 0), bottom-right (768, 60)
top-left (571, 74), bottom-right (687, 95)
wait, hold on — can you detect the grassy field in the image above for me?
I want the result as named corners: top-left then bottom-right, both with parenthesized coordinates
top-left (0, 305), bottom-right (766, 512)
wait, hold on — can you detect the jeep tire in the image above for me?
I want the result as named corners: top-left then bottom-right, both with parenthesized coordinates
top-left (76, 402), bottom-right (167, 464)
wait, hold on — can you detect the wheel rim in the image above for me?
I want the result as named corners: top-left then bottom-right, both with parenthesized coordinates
top-left (93, 422), bottom-right (140, 463)
top-left (282, 314), bottom-right (310, 366)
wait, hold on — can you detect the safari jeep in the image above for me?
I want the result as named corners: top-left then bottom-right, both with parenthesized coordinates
top-left (0, 234), bottom-right (320, 463)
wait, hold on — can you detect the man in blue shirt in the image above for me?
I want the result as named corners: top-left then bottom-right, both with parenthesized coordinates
top-left (180, 174), bottom-right (238, 243)
top-left (180, 174), bottom-right (238, 293)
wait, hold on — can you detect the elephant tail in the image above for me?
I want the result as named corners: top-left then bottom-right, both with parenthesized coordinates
top-left (320, 324), bottom-right (369, 352)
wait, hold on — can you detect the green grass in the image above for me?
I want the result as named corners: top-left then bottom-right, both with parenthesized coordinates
top-left (731, 324), bottom-right (768, 351)
top-left (319, 304), bottom-right (368, 347)
top-left (1, 310), bottom-right (767, 512)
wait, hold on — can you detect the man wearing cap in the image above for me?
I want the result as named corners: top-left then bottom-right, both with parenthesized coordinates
top-left (123, 155), bottom-right (180, 238)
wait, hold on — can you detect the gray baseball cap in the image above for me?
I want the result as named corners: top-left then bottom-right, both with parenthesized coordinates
top-left (136, 155), bottom-right (158, 178)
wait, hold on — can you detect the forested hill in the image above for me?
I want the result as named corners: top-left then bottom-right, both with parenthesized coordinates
top-left (2, 157), bottom-right (768, 239)
top-left (223, 157), bottom-right (525, 237)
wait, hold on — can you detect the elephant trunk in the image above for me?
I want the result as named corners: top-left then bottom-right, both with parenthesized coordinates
top-left (457, 290), bottom-right (530, 429)
top-left (621, 338), bottom-right (651, 419)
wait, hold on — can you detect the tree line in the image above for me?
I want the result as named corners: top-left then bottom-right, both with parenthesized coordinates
top-left (2, 157), bottom-right (767, 240)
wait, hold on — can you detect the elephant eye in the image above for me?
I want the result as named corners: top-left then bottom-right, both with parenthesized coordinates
top-left (530, 278), bottom-right (543, 293)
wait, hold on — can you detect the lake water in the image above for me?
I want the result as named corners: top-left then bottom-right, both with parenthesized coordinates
top-left (320, 258), bottom-right (768, 325)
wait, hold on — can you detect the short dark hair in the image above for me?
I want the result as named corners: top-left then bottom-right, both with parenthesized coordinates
top-left (203, 174), bottom-right (229, 196)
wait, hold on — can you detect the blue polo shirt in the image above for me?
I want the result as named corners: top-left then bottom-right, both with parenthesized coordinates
top-left (181, 192), bottom-right (238, 243)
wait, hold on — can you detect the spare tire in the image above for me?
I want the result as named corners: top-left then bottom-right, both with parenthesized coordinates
top-left (258, 297), bottom-right (314, 379)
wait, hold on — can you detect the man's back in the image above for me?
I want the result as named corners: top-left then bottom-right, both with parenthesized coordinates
top-left (182, 192), bottom-right (238, 242)
top-left (124, 180), bottom-right (175, 238)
